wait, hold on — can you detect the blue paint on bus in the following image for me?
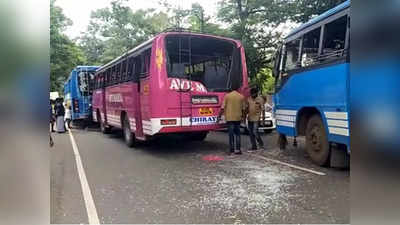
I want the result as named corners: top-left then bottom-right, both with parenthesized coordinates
top-left (273, 1), bottom-right (351, 161)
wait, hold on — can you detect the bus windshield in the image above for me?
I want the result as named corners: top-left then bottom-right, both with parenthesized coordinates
top-left (77, 71), bottom-right (95, 96)
top-left (165, 35), bottom-right (242, 92)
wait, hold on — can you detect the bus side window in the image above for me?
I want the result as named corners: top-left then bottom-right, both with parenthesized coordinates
top-left (140, 49), bottom-right (151, 78)
top-left (321, 15), bottom-right (347, 61)
top-left (121, 59), bottom-right (127, 82)
top-left (106, 68), bottom-right (111, 87)
top-left (111, 66), bottom-right (116, 84)
top-left (116, 62), bottom-right (121, 84)
top-left (127, 57), bottom-right (136, 82)
top-left (100, 72), bottom-right (104, 88)
top-left (135, 56), bottom-right (142, 80)
top-left (301, 27), bottom-right (321, 67)
top-left (284, 39), bottom-right (301, 71)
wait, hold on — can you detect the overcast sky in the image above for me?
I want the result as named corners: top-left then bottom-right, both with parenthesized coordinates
top-left (55, 0), bottom-right (220, 39)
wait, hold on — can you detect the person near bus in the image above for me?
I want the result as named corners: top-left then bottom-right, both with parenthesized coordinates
top-left (64, 105), bottom-right (72, 129)
top-left (54, 98), bottom-right (66, 133)
top-left (50, 100), bottom-right (55, 132)
top-left (218, 85), bottom-right (245, 155)
top-left (246, 87), bottom-right (265, 151)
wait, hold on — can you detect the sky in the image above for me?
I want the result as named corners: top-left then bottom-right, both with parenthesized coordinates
top-left (55, 0), bottom-right (220, 39)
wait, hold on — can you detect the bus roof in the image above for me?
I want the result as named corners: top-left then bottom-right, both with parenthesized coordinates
top-left (98, 32), bottom-right (241, 72)
top-left (286, 0), bottom-right (350, 38)
top-left (75, 66), bottom-right (100, 71)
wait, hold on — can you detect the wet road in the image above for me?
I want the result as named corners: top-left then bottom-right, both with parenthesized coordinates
top-left (51, 127), bottom-right (349, 224)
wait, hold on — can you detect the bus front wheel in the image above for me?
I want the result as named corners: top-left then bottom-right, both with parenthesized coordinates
top-left (122, 115), bottom-right (136, 147)
top-left (305, 114), bottom-right (330, 166)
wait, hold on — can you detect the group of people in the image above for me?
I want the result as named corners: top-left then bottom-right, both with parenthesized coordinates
top-left (218, 86), bottom-right (266, 155)
top-left (50, 98), bottom-right (72, 133)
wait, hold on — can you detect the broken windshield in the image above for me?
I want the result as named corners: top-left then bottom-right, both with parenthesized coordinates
top-left (165, 35), bottom-right (242, 92)
top-left (78, 71), bottom-right (95, 96)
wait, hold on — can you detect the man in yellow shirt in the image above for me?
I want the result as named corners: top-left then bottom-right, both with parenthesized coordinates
top-left (218, 86), bottom-right (245, 155)
top-left (246, 87), bottom-right (265, 151)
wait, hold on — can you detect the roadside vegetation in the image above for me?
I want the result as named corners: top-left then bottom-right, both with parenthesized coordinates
top-left (50, 0), bottom-right (346, 93)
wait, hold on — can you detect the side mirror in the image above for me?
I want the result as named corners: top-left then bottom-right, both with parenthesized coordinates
top-left (272, 47), bottom-right (281, 77)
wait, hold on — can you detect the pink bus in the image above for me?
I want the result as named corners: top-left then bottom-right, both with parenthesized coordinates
top-left (92, 31), bottom-right (249, 146)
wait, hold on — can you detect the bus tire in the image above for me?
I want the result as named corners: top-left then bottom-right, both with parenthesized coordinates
top-left (192, 131), bottom-right (208, 141)
top-left (278, 133), bottom-right (287, 150)
top-left (305, 114), bottom-right (330, 166)
top-left (99, 112), bottom-right (111, 134)
top-left (122, 115), bottom-right (135, 147)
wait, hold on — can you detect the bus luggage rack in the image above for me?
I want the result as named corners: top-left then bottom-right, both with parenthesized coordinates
top-left (162, 27), bottom-right (207, 35)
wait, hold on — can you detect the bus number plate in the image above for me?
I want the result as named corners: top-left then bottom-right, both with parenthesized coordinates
top-left (199, 108), bottom-right (213, 116)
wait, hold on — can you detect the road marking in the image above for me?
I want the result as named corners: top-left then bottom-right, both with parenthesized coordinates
top-left (249, 153), bottom-right (326, 176)
top-left (68, 129), bottom-right (100, 224)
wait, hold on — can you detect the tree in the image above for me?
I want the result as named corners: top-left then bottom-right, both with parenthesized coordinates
top-left (79, 0), bottom-right (170, 64)
top-left (289, 0), bottom-right (347, 23)
top-left (217, 0), bottom-right (345, 94)
top-left (217, 0), bottom-right (286, 93)
top-left (50, 0), bottom-right (86, 92)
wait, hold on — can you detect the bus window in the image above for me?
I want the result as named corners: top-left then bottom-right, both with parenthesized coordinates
top-left (321, 15), bottom-right (347, 60)
top-left (116, 62), bottom-right (121, 83)
top-left (166, 35), bottom-right (239, 92)
top-left (111, 66), bottom-right (116, 84)
top-left (127, 57), bottom-right (135, 81)
top-left (284, 39), bottom-right (301, 71)
top-left (106, 68), bottom-right (111, 86)
top-left (301, 27), bottom-right (321, 67)
top-left (121, 59), bottom-right (127, 81)
top-left (134, 56), bottom-right (142, 79)
top-left (140, 49), bottom-right (151, 78)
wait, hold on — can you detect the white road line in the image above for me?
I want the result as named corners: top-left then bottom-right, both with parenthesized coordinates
top-left (68, 129), bottom-right (100, 224)
top-left (249, 153), bottom-right (326, 176)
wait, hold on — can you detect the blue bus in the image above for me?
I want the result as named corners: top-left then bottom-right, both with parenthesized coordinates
top-left (64, 66), bottom-right (99, 123)
top-left (273, 1), bottom-right (350, 166)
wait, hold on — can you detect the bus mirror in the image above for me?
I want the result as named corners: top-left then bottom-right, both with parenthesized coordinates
top-left (272, 48), bottom-right (281, 77)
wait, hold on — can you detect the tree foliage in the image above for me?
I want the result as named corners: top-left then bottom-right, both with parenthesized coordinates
top-left (51, 0), bottom-right (347, 94)
top-left (289, 0), bottom-right (347, 23)
top-left (79, 0), bottom-right (170, 64)
top-left (50, 0), bottom-right (86, 92)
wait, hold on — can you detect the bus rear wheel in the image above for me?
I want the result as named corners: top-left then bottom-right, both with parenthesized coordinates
top-left (305, 114), bottom-right (330, 166)
top-left (99, 112), bottom-right (111, 134)
top-left (122, 115), bottom-right (135, 147)
top-left (192, 131), bottom-right (208, 141)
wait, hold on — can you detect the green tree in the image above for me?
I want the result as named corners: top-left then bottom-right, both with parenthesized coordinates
top-left (217, 0), bottom-right (286, 92)
top-left (217, 0), bottom-right (345, 94)
top-left (50, 0), bottom-right (86, 92)
top-left (289, 0), bottom-right (347, 23)
top-left (79, 0), bottom-right (169, 64)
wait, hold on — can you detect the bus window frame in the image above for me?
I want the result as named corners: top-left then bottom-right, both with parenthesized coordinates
top-left (116, 62), bottom-right (121, 83)
top-left (140, 48), bottom-right (151, 79)
top-left (94, 42), bottom-right (152, 87)
top-left (121, 58), bottom-right (127, 82)
top-left (275, 9), bottom-right (349, 93)
top-left (282, 10), bottom-right (349, 74)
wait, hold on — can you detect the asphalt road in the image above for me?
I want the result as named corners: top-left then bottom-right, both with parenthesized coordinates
top-left (51, 126), bottom-right (349, 224)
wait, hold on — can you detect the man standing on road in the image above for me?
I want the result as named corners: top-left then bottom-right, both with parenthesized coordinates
top-left (218, 85), bottom-right (245, 155)
top-left (246, 87), bottom-right (265, 152)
